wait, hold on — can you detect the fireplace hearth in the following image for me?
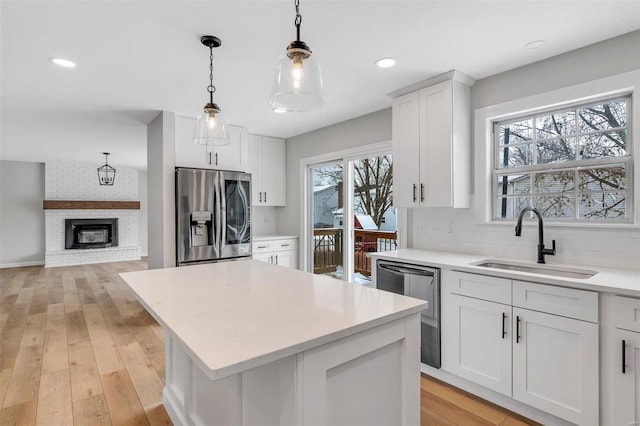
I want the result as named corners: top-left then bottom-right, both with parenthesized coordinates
top-left (65, 218), bottom-right (119, 249)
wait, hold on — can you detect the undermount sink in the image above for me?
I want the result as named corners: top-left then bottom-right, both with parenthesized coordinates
top-left (474, 260), bottom-right (597, 279)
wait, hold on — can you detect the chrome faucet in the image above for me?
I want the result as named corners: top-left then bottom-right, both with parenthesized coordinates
top-left (515, 207), bottom-right (556, 264)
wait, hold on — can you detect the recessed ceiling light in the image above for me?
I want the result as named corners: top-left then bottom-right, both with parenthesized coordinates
top-left (375, 57), bottom-right (396, 68)
top-left (524, 40), bottom-right (545, 50)
top-left (273, 107), bottom-right (287, 113)
top-left (50, 57), bottom-right (77, 68)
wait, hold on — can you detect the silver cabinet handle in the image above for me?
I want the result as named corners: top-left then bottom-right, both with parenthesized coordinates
top-left (259, 192), bottom-right (262, 203)
top-left (208, 152), bottom-right (212, 165)
top-left (420, 183), bottom-right (425, 202)
top-left (412, 184), bottom-right (417, 202)
top-left (275, 254), bottom-right (278, 264)
top-left (264, 192), bottom-right (267, 203)
top-left (215, 152), bottom-right (219, 166)
top-left (257, 245), bottom-right (268, 249)
top-left (280, 243), bottom-right (290, 247)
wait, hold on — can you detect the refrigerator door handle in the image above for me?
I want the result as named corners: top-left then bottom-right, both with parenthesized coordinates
top-left (219, 171), bottom-right (227, 254)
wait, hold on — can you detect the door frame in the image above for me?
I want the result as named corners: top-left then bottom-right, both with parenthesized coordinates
top-left (299, 141), bottom-right (405, 281)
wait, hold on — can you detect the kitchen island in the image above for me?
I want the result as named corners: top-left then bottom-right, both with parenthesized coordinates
top-left (120, 259), bottom-right (427, 426)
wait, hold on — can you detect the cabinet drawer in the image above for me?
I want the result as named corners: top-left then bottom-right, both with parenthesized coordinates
top-left (252, 241), bottom-right (273, 253)
top-left (613, 296), bottom-right (640, 332)
top-left (513, 281), bottom-right (598, 323)
top-left (274, 239), bottom-right (296, 251)
top-left (444, 271), bottom-right (511, 304)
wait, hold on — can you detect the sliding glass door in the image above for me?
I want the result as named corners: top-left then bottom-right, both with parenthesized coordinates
top-left (307, 151), bottom-right (396, 285)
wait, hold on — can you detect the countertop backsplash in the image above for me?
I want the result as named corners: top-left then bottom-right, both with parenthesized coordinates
top-left (409, 207), bottom-right (640, 271)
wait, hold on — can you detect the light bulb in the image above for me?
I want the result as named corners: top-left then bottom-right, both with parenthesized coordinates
top-left (292, 56), bottom-right (303, 89)
top-left (207, 112), bottom-right (217, 129)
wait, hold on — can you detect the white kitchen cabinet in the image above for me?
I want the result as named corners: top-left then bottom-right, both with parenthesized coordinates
top-left (613, 328), bottom-right (640, 426)
top-left (391, 70), bottom-right (473, 208)
top-left (441, 270), bottom-right (599, 425)
top-left (252, 237), bottom-right (297, 269)
top-left (175, 115), bottom-right (248, 171)
top-left (512, 307), bottom-right (599, 425)
top-left (612, 296), bottom-right (640, 426)
top-left (442, 293), bottom-right (512, 396)
top-left (248, 134), bottom-right (286, 206)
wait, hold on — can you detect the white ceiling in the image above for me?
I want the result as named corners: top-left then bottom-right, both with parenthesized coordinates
top-left (2, 1), bottom-right (640, 169)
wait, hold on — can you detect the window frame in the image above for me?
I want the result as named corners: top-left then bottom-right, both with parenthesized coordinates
top-left (473, 70), bottom-right (640, 228)
top-left (491, 94), bottom-right (633, 223)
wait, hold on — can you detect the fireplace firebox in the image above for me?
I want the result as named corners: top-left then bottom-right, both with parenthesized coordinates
top-left (65, 218), bottom-right (119, 249)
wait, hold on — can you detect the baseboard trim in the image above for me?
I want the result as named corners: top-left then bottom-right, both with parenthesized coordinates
top-left (0, 260), bottom-right (45, 269)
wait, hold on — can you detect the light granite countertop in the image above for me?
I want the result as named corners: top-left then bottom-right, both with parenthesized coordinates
top-left (120, 259), bottom-right (426, 379)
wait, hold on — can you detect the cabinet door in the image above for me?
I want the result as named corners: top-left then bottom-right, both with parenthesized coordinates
top-left (247, 134), bottom-right (263, 204)
top-left (512, 308), bottom-right (598, 425)
top-left (253, 252), bottom-right (273, 264)
top-left (392, 92), bottom-right (421, 208)
top-left (274, 250), bottom-right (296, 269)
top-left (209, 125), bottom-right (248, 172)
top-left (175, 116), bottom-right (209, 168)
top-left (419, 81), bottom-right (452, 207)
top-left (301, 315), bottom-right (421, 426)
top-left (441, 294), bottom-right (512, 396)
top-left (614, 328), bottom-right (640, 426)
top-left (261, 136), bottom-right (286, 206)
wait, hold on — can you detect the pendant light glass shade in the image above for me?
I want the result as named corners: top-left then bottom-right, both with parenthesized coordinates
top-left (269, 52), bottom-right (324, 112)
top-left (194, 35), bottom-right (230, 146)
top-left (269, 0), bottom-right (324, 112)
top-left (194, 102), bottom-right (230, 145)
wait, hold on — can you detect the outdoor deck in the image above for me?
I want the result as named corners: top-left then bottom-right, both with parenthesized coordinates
top-left (313, 228), bottom-right (397, 278)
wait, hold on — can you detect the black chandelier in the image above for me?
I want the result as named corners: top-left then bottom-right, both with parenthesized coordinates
top-left (97, 152), bottom-right (116, 186)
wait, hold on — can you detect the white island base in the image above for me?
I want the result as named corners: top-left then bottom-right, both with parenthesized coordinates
top-left (120, 260), bottom-right (425, 426)
top-left (163, 313), bottom-right (420, 426)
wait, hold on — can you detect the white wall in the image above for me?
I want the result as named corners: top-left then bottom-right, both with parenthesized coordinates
top-left (277, 108), bottom-right (392, 237)
top-left (43, 161), bottom-right (141, 267)
top-left (252, 206), bottom-right (277, 236)
top-left (147, 111), bottom-right (175, 269)
top-left (410, 30), bottom-right (640, 270)
top-left (0, 160), bottom-right (45, 267)
top-left (138, 170), bottom-right (148, 256)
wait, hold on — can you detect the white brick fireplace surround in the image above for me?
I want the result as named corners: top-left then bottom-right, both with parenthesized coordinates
top-left (44, 162), bottom-right (141, 267)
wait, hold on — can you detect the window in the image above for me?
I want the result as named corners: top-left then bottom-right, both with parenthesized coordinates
top-left (493, 95), bottom-right (632, 222)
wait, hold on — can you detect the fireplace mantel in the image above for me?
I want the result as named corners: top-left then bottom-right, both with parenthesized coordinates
top-left (43, 200), bottom-right (140, 210)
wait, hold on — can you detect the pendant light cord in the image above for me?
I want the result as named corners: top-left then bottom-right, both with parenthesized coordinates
top-left (207, 46), bottom-right (216, 104)
top-left (294, 0), bottom-right (302, 41)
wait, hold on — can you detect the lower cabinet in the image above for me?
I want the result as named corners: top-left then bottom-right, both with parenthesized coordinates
top-left (612, 296), bottom-right (640, 426)
top-left (442, 271), bottom-right (599, 425)
top-left (252, 237), bottom-right (297, 269)
top-left (512, 307), bottom-right (598, 425)
top-left (442, 294), bottom-right (512, 396)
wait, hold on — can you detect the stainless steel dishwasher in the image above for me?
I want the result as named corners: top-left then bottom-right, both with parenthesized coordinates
top-left (376, 260), bottom-right (440, 368)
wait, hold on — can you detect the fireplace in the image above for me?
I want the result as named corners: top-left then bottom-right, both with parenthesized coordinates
top-left (65, 218), bottom-right (119, 249)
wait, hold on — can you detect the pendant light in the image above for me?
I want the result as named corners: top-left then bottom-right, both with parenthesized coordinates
top-left (269, 0), bottom-right (324, 112)
top-left (194, 35), bottom-right (230, 146)
top-left (97, 152), bottom-right (116, 186)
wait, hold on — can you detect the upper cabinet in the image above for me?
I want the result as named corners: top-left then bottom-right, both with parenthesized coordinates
top-left (391, 70), bottom-right (474, 208)
top-left (175, 116), bottom-right (248, 172)
top-left (248, 134), bottom-right (286, 206)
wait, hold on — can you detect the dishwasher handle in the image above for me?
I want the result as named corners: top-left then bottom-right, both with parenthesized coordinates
top-left (378, 262), bottom-right (435, 277)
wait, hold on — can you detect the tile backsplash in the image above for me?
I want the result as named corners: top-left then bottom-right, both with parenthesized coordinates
top-left (409, 207), bottom-right (640, 271)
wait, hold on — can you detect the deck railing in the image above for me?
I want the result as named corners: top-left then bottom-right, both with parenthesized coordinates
top-left (312, 228), bottom-right (397, 276)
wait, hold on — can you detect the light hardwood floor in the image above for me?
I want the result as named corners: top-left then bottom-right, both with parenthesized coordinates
top-left (0, 260), bottom-right (538, 426)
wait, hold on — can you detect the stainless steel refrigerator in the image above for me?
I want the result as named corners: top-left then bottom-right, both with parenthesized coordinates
top-left (176, 167), bottom-right (251, 266)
